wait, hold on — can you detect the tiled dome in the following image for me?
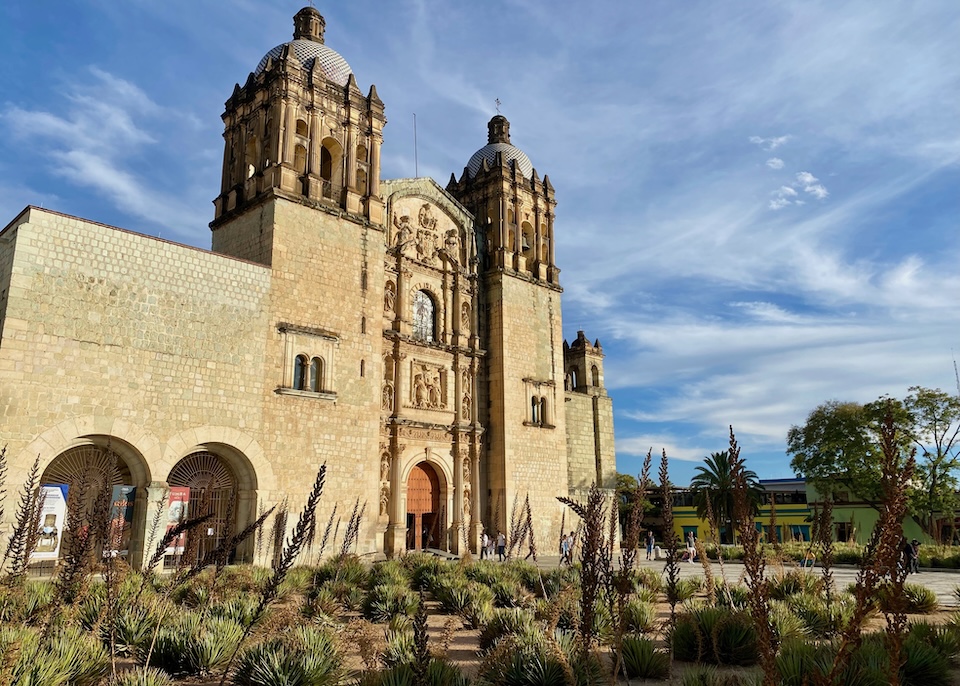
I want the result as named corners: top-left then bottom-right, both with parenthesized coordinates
top-left (255, 39), bottom-right (353, 86)
top-left (467, 143), bottom-right (534, 179)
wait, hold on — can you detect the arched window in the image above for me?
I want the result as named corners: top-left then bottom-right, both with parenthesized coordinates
top-left (295, 119), bottom-right (308, 137)
top-left (568, 368), bottom-right (578, 390)
top-left (591, 365), bottom-right (600, 387)
top-left (245, 135), bottom-right (258, 179)
top-left (320, 147), bottom-right (333, 180)
top-left (309, 357), bottom-right (324, 392)
top-left (531, 396), bottom-right (540, 424)
top-left (413, 290), bottom-right (436, 342)
top-left (540, 397), bottom-right (548, 425)
top-left (293, 354), bottom-right (307, 390)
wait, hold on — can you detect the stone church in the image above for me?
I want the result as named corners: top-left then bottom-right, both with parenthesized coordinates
top-left (0, 7), bottom-right (615, 565)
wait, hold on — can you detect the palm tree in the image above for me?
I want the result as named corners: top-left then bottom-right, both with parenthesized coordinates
top-left (690, 451), bottom-right (762, 544)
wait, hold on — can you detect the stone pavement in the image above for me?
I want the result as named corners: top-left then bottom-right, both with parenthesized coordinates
top-left (522, 554), bottom-right (960, 608)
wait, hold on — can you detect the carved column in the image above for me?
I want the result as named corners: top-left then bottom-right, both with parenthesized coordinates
top-left (370, 133), bottom-right (382, 198)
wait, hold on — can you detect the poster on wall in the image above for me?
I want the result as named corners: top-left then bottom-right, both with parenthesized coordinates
top-left (164, 487), bottom-right (190, 557)
top-left (106, 486), bottom-right (136, 557)
top-left (32, 484), bottom-right (69, 561)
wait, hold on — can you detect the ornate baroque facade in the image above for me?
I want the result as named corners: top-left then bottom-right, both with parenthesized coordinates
top-left (0, 8), bottom-right (615, 564)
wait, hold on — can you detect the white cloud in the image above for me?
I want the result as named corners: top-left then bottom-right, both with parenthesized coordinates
top-left (796, 171), bottom-right (830, 199)
top-left (769, 198), bottom-right (791, 210)
top-left (750, 135), bottom-right (791, 151)
top-left (766, 157), bottom-right (785, 169)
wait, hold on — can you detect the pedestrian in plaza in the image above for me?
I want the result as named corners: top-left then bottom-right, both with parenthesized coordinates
top-left (496, 530), bottom-right (506, 561)
top-left (481, 530), bottom-right (489, 559)
top-left (560, 532), bottom-right (571, 565)
top-left (645, 530), bottom-right (655, 561)
top-left (686, 531), bottom-right (697, 563)
top-left (902, 537), bottom-right (917, 574)
top-left (486, 532), bottom-right (496, 559)
top-left (567, 531), bottom-right (577, 563)
top-left (911, 539), bottom-right (921, 574)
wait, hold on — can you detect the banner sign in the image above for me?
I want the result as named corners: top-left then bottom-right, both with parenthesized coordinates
top-left (33, 484), bottom-right (69, 561)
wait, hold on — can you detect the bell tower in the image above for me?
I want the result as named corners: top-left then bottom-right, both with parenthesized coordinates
top-left (211, 7), bottom-right (386, 263)
top-left (448, 115), bottom-right (568, 538)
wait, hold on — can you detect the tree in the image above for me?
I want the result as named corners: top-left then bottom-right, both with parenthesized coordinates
top-left (903, 386), bottom-right (960, 541)
top-left (788, 392), bottom-right (958, 540)
top-left (690, 451), bottom-right (762, 543)
top-left (787, 400), bottom-right (889, 508)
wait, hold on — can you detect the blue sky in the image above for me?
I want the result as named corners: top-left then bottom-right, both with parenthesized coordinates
top-left (2, 1), bottom-right (958, 486)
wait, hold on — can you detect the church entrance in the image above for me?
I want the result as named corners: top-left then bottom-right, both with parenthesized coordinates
top-left (406, 462), bottom-right (442, 551)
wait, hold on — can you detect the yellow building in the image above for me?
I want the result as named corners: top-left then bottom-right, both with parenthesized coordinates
top-left (0, 7), bottom-right (616, 566)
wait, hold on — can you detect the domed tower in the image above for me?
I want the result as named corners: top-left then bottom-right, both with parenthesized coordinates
top-left (447, 116), bottom-right (567, 537)
top-left (212, 6), bottom-right (386, 262)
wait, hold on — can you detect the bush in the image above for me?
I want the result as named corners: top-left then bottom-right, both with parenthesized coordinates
top-left (902, 583), bottom-right (939, 613)
top-left (359, 658), bottom-right (469, 686)
top-left (233, 625), bottom-right (344, 686)
top-left (7, 625), bottom-right (110, 686)
top-left (786, 592), bottom-right (855, 636)
top-left (146, 613), bottom-right (243, 677)
top-left (365, 584), bottom-right (419, 623)
top-left (370, 560), bottom-right (412, 589)
top-left (621, 636), bottom-right (670, 680)
top-left (623, 598), bottom-right (656, 634)
top-left (113, 667), bottom-right (175, 686)
top-left (767, 570), bottom-right (822, 599)
top-left (479, 608), bottom-right (541, 652)
top-left (671, 607), bottom-right (757, 666)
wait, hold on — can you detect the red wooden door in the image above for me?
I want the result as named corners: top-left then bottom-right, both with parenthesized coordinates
top-left (407, 463), bottom-right (441, 550)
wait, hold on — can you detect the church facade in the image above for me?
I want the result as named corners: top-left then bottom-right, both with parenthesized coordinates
top-left (0, 8), bottom-right (615, 564)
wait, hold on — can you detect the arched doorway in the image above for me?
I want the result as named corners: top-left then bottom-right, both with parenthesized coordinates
top-left (406, 462), bottom-right (442, 551)
top-left (167, 452), bottom-right (237, 565)
top-left (40, 443), bottom-right (139, 563)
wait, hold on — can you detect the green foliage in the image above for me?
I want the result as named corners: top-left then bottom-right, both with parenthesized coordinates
top-left (478, 646), bottom-right (571, 686)
top-left (380, 630), bottom-right (415, 668)
top-left (767, 570), bottom-right (822, 600)
top-left (233, 625), bottom-right (344, 686)
top-left (621, 636), bottom-right (670, 680)
top-left (478, 608), bottom-right (542, 652)
top-left (370, 560), bottom-right (411, 589)
top-left (364, 583), bottom-right (419, 623)
top-left (786, 591), bottom-right (856, 636)
top-left (113, 667), bottom-right (175, 686)
top-left (360, 659), bottom-right (469, 686)
top-left (623, 597), bottom-right (656, 634)
top-left (691, 451), bottom-right (762, 540)
top-left (145, 612), bottom-right (244, 676)
top-left (7, 625), bottom-right (109, 686)
top-left (670, 607), bottom-right (758, 666)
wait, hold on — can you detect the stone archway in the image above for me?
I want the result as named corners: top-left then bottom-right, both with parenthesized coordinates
top-left (166, 451), bottom-right (238, 565)
top-left (39, 440), bottom-right (146, 563)
top-left (406, 462), bottom-right (443, 551)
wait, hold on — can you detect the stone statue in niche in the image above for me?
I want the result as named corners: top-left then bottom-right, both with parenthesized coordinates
top-left (381, 382), bottom-right (393, 411)
top-left (444, 229), bottom-right (459, 262)
top-left (460, 303), bottom-right (471, 332)
top-left (462, 490), bottom-right (471, 522)
top-left (462, 456), bottom-right (471, 484)
top-left (462, 393), bottom-right (471, 419)
top-left (393, 214), bottom-right (412, 247)
top-left (380, 456), bottom-right (389, 482)
top-left (380, 484), bottom-right (390, 516)
top-left (413, 371), bottom-right (427, 406)
top-left (384, 281), bottom-right (396, 312)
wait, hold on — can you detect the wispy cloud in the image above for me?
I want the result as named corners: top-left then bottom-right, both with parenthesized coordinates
top-left (750, 135), bottom-right (791, 151)
top-left (766, 157), bottom-right (785, 169)
top-left (1, 67), bottom-right (207, 238)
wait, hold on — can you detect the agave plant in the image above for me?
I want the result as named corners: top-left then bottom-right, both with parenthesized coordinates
top-left (113, 667), bottom-right (175, 686)
top-left (621, 636), bottom-right (670, 680)
top-left (233, 625), bottom-right (344, 686)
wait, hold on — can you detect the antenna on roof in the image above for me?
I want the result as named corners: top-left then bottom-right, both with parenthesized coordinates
top-left (953, 350), bottom-right (960, 398)
top-left (413, 112), bottom-right (418, 178)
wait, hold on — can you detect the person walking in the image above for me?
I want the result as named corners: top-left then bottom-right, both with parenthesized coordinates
top-left (496, 531), bottom-right (506, 561)
top-left (560, 533), bottom-right (571, 565)
top-left (646, 530), bottom-right (655, 561)
top-left (686, 531), bottom-right (697, 563)
top-left (910, 539), bottom-right (921, 574)
top-left (481, 531), bottom-right (489, 560)
top-left (902, 537), bottom-right (916, 574)
top-left (567, 531), bottom-right (577, 564)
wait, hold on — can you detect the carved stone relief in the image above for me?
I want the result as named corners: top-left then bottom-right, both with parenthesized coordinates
top-left (380, 484), bottom-right (390, 516)
top-left (382, 382), bottom-right (394, 411)
top-left (460, 303), bottom-right (471, 332)
top-left (411, 362), bottom-right (446, 410)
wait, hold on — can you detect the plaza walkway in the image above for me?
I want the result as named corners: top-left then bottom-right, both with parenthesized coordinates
top-left (525, 554), bottom-right (960, 608)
